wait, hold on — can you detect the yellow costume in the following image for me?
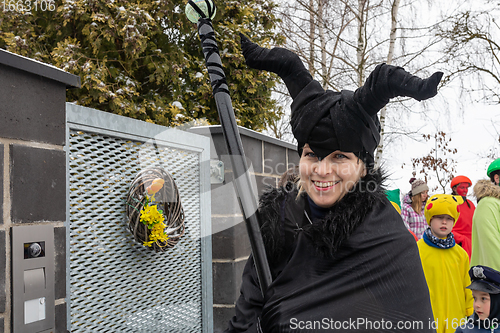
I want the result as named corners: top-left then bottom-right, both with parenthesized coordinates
top-left (417, 241), bottom-right (473, 332)
top-left (418, 194), bottom-right (473, 333)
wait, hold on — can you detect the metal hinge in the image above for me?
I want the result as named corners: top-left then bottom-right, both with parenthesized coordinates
top-left (210, 160), bottom-right (224, 184)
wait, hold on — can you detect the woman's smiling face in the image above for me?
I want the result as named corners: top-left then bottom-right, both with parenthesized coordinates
top-left (299, 144), bottom-right (366, 208)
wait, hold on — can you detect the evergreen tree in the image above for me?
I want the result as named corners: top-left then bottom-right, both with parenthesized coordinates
top-left (0, 0), bottom-right (283, 130)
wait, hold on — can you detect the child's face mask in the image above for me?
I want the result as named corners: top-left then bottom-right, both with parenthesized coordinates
top-left (456, 183), bottom-right (469, 197)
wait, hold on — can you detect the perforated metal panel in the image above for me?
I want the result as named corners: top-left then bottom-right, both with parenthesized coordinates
top-left (66, 104), bottom-right (212, 332)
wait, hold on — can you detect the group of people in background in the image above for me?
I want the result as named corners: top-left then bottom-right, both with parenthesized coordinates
top-left (394, 158), bottom-right (500, 332)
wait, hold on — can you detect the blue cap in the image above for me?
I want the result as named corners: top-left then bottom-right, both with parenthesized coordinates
top-left (467, 266), bottom-right (500, 294)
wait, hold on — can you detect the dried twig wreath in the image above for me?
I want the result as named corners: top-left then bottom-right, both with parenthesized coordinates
top-left (126, 168), bottom-right (185, 252)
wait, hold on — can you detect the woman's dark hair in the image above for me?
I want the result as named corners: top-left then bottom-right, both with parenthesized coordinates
top-left (490, 170), bottom-right (500, 183)
top-left (451, 185), bottom-right (457, 195)
top-left (354, 150), bottom-right (374, 169)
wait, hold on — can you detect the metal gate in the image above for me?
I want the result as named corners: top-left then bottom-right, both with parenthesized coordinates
top-left (65, 103), bottom-right (212, 332)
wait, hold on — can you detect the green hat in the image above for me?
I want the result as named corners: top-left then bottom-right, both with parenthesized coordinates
top-left (487, 158), bottom-right (500, 177)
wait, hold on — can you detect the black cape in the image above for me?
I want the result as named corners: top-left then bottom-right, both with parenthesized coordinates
top-left (226, 170), bottom-right (435, 333)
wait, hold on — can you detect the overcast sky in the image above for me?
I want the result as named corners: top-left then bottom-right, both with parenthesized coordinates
top-left (254, 0), bottom-right (499, 203)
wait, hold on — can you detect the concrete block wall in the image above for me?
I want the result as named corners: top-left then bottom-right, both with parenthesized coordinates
top-left (189, 126), bottom-right (299, 332)
top-left (0, 49), bottom-right (79, 333)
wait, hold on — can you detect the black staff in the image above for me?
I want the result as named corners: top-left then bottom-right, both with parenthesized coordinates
top-left (186, 1), bottom-right (272, 295)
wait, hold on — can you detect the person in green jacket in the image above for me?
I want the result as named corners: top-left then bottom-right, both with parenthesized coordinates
top-left (471, 159), bottom-right (500, 271)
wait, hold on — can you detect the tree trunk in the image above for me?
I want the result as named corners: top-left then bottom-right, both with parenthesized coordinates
top-left (318, 0), bottom-right (328, 88)
top-left (356, 0), bottom-right (367, 86)
top-left (308, 0), bottom-right (316, 75)
top-left (375, 0), bottom-right (401, 168)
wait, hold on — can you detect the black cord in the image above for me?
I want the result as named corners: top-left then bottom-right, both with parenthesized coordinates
top-left (197, 19), bottom-right (230, 95)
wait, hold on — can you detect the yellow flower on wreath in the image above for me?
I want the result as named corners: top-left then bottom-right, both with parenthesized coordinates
top-left (140, 197), bottom-right (169, 247)
top-left (140, 204), bottom-right (164, 225)
top-left (139, 178), bottom-right (169, 248)
top-left (145, 221), bottom-right (169, 246)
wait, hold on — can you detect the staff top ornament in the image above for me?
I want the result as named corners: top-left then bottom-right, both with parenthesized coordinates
top-left (185, 0), bottom-right (216, 23)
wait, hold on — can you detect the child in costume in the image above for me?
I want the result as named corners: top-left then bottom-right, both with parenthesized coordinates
top-left (225, 34), bottom-right (443, 333)
top-left (418, 194), bottom-right (474, 333)
top-left (455, 265), bottom-right (500, 332)
top-left (450, 175), bottom-right (475, 259)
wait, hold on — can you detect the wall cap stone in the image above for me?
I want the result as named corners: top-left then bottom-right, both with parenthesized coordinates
top-left (189, 125), bottom-right (297, 151)
top-left (0, 49), bottom-right (80, 88)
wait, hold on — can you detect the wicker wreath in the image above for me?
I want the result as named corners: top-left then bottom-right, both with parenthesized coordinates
top-left (126, 167), bottom-right (185, 252)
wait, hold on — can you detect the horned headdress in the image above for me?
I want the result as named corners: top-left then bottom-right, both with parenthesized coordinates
top-left (240, 34), bottom-right (443, 165)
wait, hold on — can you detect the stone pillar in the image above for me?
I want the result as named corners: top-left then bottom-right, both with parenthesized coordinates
top-left (189, 126), bottom-right (299, 332)
top-left (0, 49), bottom-right (80, 333)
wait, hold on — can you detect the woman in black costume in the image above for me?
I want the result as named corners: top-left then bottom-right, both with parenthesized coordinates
top-left (225, 34), bottom-right (443, 333)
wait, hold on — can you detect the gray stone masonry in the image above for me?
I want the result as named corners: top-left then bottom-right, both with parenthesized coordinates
top-left (0, 63), bottom-right (67, 145)
top-left (0, 49), bottom-right (79, 333)
top-left (54, 227), bottom-right (66, 301)
top-left (54, 303), bottom-right (67, 333)
top-left (0, 144), bottom-right (3, 225)
top-left (188, 126), bottom-right (298, 332)
top-left (0, 230), bottom-right (5, 314)
top-left (10, 144), bottom-right (66, 223)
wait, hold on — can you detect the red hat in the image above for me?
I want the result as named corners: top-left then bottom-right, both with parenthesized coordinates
top-left (450, 175), bottom-right (472, 189)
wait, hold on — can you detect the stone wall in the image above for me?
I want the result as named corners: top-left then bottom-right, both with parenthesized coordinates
top-left (0, 49), bottom-right (79, 333)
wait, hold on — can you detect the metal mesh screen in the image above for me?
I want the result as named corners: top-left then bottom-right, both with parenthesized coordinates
top-left (68, 129), bottom-right (204, 332)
